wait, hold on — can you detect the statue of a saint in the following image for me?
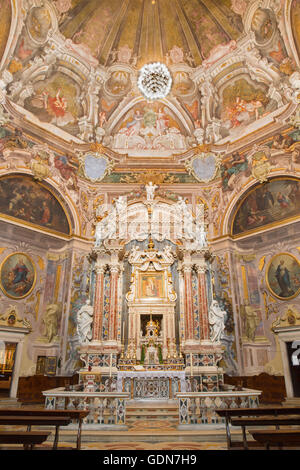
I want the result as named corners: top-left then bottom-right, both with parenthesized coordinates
top-left (195, 223), bottom-right (207, 248)
top-left (208, 300), bottom-right (227, 343)
top-left (115, 195), bottom-right (127, 214)
top-left (94, 213), bottom-right (107, 247)
top-left (76, 299), bottom-right (94, 343)
top-left (176, 196), bottom-right (194, 239)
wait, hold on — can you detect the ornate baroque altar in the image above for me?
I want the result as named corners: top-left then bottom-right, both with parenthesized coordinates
top-left (76, 184), bottom-right (226, 399)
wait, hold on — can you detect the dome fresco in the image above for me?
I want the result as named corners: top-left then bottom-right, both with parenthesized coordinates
top-left (59, 0), bottom-right (243, 67)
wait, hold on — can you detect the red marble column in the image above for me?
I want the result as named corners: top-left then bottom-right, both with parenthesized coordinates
top-left (92, 265), bottom-right (105, 341)
top-left (108, 265), bottom-right (119, 342)
top-left (183, 264), bottom-right (195, 341)
top-left (197, 264), bottom-right (210, 341)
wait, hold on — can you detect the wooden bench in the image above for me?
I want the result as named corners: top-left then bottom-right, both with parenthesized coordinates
top-left (216, 406), bottom-right (300, 449)
top-left (249, 429), bottom-right (300, 449)
top-left (0, 408), bottom-right (89, 450)
top-left (0, 415), bottom-right (71, 450)
top-left (230, 415), bottom-right (300, 450)
top-left (0, 431), bottom-right (51, 450)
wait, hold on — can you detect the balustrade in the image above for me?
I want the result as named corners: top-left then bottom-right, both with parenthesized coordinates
top-left (176, 389), bottom-right (262, 426)
top-left (42, 388), bottom-right (129, 427)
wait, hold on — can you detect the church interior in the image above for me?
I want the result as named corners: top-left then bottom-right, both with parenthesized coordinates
top-left (0, 0), bottom-right (300, 451)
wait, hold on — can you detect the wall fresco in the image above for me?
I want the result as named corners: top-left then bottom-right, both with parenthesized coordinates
top-left (0, 175), bottom-right (70, 235)
top-left (232, 178), bottom-right (300, 236)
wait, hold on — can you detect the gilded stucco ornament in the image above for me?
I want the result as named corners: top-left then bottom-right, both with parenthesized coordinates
top-left (247, 145), bottom-right (271, 183)
top-left (185, 152), bottom-right (222, 183)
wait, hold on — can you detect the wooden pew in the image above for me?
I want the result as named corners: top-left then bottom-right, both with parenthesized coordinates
top-left (249, 429), bottom-right (300, 450)
top-left (230, 415), bottom-right (300, 450)
top-left (0, 415), bottom-right (71, 450)
top-left (0, 408), bottom-right (89, 450)
top-left (0, 431), bottom-right (51, 450)
top-left (215, 406), bottom-right (300, 449)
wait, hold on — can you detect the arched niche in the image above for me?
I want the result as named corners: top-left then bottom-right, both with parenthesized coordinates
top-left (0, 174), bottom-right (73, 237)
top-left (230, 176), bottom-right (300, 238)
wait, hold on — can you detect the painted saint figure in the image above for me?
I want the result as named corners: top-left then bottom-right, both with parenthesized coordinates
top-left (12, 257), bottom-right (29, 285)
top-left (145, 278), bottom-right (158, 297)
top-left (275, 259), bottom-right (294, 297)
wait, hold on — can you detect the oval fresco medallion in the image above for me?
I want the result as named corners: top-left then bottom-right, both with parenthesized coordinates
top-left (0, 252), bottom-right (36, 299)
top-left (266, 252), bottom-right (300, 300)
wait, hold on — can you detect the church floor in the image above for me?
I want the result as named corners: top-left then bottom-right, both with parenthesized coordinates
top-left (1, 400), bottom-right (298, 451)
top-left (0, 400), bottom-right (232, 450)
top-left (0, 422), bottom-right (230, 450)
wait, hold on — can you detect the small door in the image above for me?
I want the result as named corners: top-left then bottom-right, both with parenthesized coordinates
top-left (0, 342), bottom-right (17, 397)
top-left (286, 341), bottom-right (300, 397)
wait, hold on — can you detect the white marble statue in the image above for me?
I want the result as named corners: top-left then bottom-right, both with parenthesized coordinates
top-left (95, 210), bottom-right (117, 246)
top-left (115, 195), bottom-right (127, 214)
top-left (145, 182), bottom-right (158, 201)
top-left (208, 300), bottom-right (227, 343)
top-left (195, 223), bottom-right (208, 248)
top-left (95, 216), bottom-right (106, 246)
top-left (176, 196), bottom-right (194, 239)
top-left (76, 299), bottom-right (94, 343)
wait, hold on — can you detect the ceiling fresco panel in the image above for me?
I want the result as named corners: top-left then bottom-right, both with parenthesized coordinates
top-left (0, 0), bottom-right (12, 63)
top-left (291, 0), bottom-right (300, 62)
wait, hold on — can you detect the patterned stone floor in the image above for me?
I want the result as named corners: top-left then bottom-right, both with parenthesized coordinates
top-left (0, 400), bottom-right (232, 450)
top-left (0, 422), bottom-right (232, 450)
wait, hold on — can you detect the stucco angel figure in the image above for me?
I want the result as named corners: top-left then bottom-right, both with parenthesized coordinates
top-left (76, 299), bottom-right (94, 343)
top-left (145, 182), bottom-right (158, 201)
top-left (208, 300), bottom-right (227, 343)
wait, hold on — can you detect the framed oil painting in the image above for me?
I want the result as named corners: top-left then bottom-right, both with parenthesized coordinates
top-left (139, 273), bottom-right (164, 299)
top-left (0, 252), bottom-right (36, 299)
top-left (45, 356), bottom-right (57, 376)
top-left (266, 253), bottom-right (300, 300)
top-left (36, 355), bottom-right (46, 375)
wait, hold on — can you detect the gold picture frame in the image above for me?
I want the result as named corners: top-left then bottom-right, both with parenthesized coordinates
top-left (0, 252), bottom-right (37, 300)
top-left (45, 356), bottom-right (57, 376)
top-left (36, 356), bottom-right (46, 375)
top-left (139, 272), bottom-right (164, 299)
top-left (266, 252), bottom-right (300, 300)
